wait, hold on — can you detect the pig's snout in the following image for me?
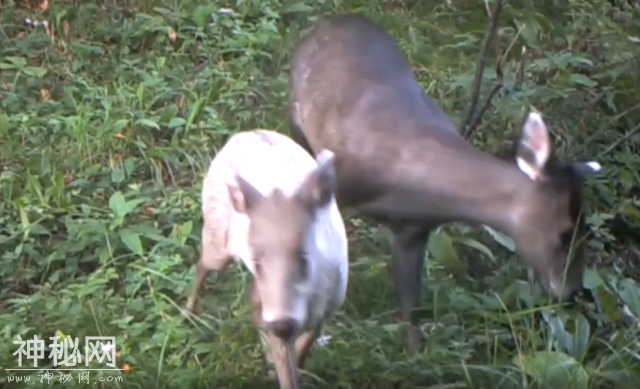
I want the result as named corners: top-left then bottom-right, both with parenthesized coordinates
top-left (266, 318), bottom-right (300, 340)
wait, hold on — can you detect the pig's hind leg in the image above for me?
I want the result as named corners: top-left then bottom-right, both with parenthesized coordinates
top-left (185, 228), bottom-right (233, 312)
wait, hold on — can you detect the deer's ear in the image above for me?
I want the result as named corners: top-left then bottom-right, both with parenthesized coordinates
top-left (295, 149), bottom-right (337, 211)
top-left (516, 111), bottom-right (552, 181)
top-left (227, 175), bottom-right (264, 214)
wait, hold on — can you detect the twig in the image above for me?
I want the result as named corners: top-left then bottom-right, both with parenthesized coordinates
top-left (574, 101), bottom-right (640, 157)
top-left (466, 41), bottom-right (504, 139)
top-left (502, 25), bottom-right (524, 63)
top-left (514, 46), bottom-right (527, 91)
top-left (483, 0), bottom-right (491, 17)
top-left (465, 23), bottom-right (526, 140)
top-left (461, 0), bottom-right (506, 139)
top-left (596, 121), bottom-right (640, 160)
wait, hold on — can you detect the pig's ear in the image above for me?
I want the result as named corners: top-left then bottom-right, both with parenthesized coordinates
top-left (295, 149), bottom-right (337, 211)
top-left (227, 175), bottom-right (264, 214)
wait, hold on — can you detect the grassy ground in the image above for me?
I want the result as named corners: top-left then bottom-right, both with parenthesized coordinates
top-left (1, 0), bottom-right (640, 388)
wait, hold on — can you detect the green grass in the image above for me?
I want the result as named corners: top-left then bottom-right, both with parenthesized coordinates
top-left (1, 0), bottom-right (640, 388)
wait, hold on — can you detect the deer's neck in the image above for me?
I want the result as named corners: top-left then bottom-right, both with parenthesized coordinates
top-left (365, 140), bottom-right (529, 235)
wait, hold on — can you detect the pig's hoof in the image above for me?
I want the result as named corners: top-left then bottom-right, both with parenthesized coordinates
top-left (185, 297), bottom-right (196, 313)
top-left (266, 369), bottom-right (304, 382)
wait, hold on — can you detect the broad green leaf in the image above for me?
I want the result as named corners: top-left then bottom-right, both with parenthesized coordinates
top-left (192, 5), bottom-right (216, 28)
top-left (594, 285), bottom-right (622, 323)
top-left (516, 278), bottom-right (533, 300)
top-left (514, 351), bottom-right (589, 389)
top-left (542, 310), bottom-right (574, 355)
top-left (156, 56), bottom-right (166, 69)
top-left (571, 314), bottom-right (591, 361)
top-left (618, 278), bottom-right (640, 318)
top-left (109, 192), bottom-right (144, 218)
top-left (112, 119), bottom-right (129, 131)
top-left (585, 213), bottom-right (608, 228)
top-left (80, 204), bottom-right (92, 216)
top-left (124, 158), bottom-right (136, 176)
top-left (428, 230), bottom-right (466, 274)
top-left (381, 323), bottom-right (401, 332)
top-left (582, 268), bottom-right (603, 289)
top-left (569, 56), bottom-right (594, 67)
top-left (168, 117), bottom-right (187, 129)
top-left (177, 221), bottom-right (193, 245)
top-left (0, 114), bottom-right (9, 133)
top-left (136, 118), bottom-right (160, 130)
top-left (18, 204), bottom-right (30, 239)
top-left (482, 225), bottom-right (515, 252)
top-left (121, 199), bottom-right (145, 217)
top-left (29, 224), bottom-right (50, 236)
top-left (109, 192), bottom-right (127, 217)
top-left (6, 56), bottom-right (27, 69)
top-left (619, 202), bottom-right (640, 219)
top-left (181, 222), bottom-right (193, 236)
top-left (186, 97), bottom-right (206, 131)
top-left (159, 105), bottom-right (179, 123)
top-left (513, 18), bottom-right (539, 46)
top-left (453, 236), bottom-right (495, 262)
top-left (22, 67), bottom-right (47, 78)
top-left (98, 247), bottom-right (111, 264)
top-left (281, 2), bottom-right (314, 13)
top-left (119, 229), bottom-right (144, 256)
top-left (136, 84), bottom-right (145, 107)
top-left (569, 74), bottom-right (597, 87)
top-left (593, 353), bottom-right (637, 386)
top-left (111, 168), bottom-right (126, 184)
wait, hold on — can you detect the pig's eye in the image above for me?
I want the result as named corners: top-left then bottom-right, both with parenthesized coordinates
top-left (299, 251), bottom-right (309, 279)
top-left (253, 259), bottom-right (263, 276)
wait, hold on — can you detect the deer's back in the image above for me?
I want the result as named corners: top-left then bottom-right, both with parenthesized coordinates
top-left (290, 14), bottom-right (459, 142)
top-left (289, 14), bottom-right (472, 208)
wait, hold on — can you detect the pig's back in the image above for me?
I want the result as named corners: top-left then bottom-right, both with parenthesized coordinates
top-left (200, 129), bottom-right (327, 270)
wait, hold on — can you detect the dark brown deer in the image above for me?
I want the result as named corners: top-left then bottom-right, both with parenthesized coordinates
top-left (287, 13), bottom-right (601, 356)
